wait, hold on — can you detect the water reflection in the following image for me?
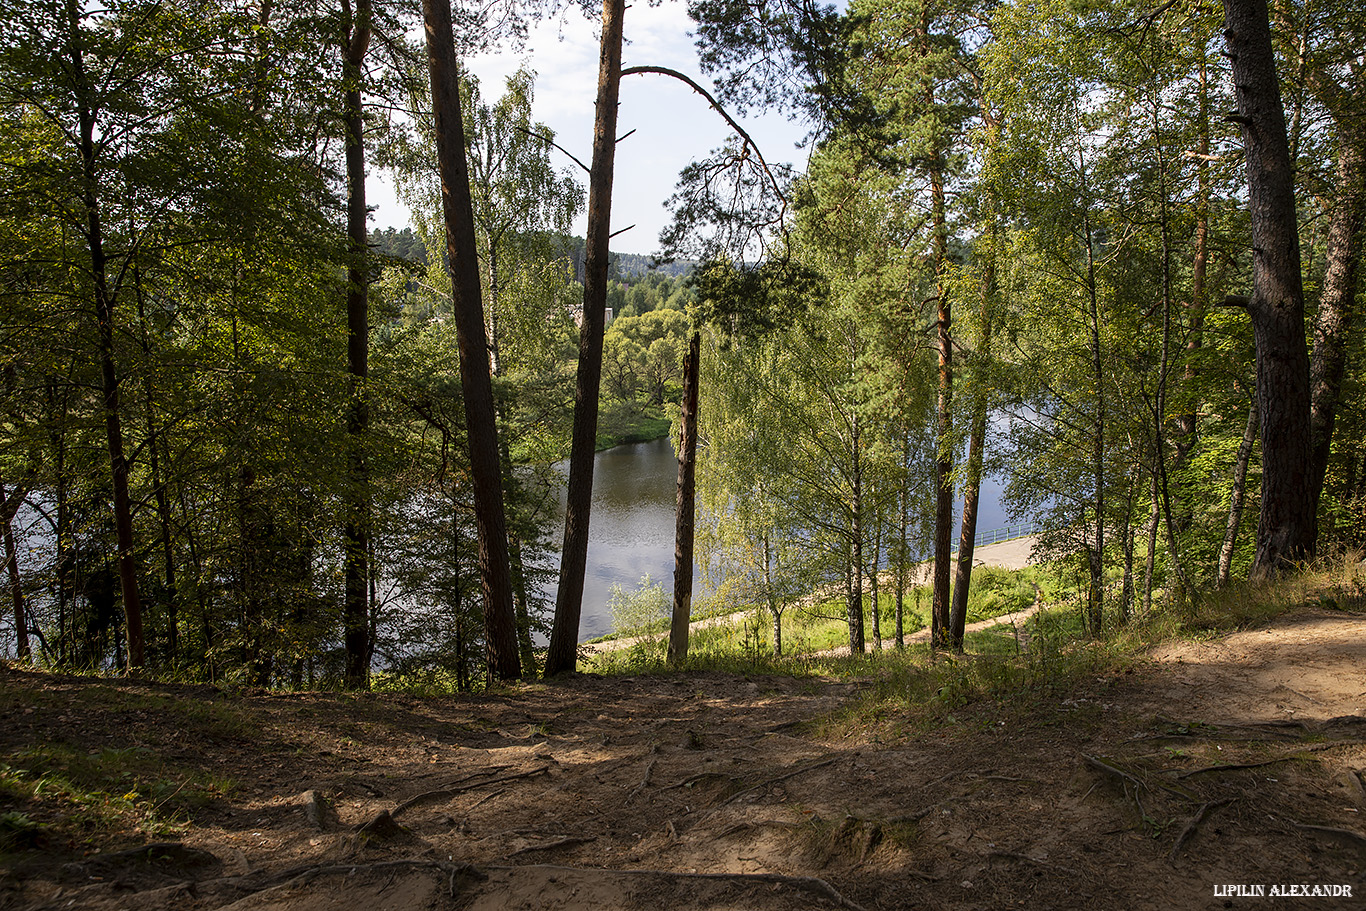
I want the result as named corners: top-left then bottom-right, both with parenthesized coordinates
top-left (541, 437), bottom-right (685, 642)
top-left (538, 436), bottom-right (1011, 643)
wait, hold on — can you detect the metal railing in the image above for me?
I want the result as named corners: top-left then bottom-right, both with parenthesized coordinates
top-left (951, 520), bottom-right (1039, 553)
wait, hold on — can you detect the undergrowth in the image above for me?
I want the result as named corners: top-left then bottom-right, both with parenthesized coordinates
top-left (590, 552), bottom-right (1366, 741)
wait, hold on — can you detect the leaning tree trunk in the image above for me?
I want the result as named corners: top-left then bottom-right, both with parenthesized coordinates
top-left (1308, 129), bottom-right (1365, 517)
top-left (422, 0), bottom-right (521, 680)
top-left (1219, 398), bottom-right (1259, 586)
top-left (544, 0), bottom-right (625, 677)
top-left (668, 329), bottom-right (701, 666)
top-left (1222, 0), bottom-right (1315, 576)
top-left (0, 480), bottom-right (29, 661)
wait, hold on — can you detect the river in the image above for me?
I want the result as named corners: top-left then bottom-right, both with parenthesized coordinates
top-left (542, 436), bottom-right (1011, 643)
top-left (540, 437), bottom-right (685, 642)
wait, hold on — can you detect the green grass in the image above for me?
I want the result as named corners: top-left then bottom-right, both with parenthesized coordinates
top-left (598, 565), bottom-right (1043, 659)
top-left (0, 742), bottom-right (233, 845)
top-left (595, 401), bottom-right (671, 450)
top-left (587, 552), bottom-right (1366, 741)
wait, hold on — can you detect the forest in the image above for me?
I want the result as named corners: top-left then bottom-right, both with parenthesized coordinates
top-left (0, 0), bottom-right (1362, 691)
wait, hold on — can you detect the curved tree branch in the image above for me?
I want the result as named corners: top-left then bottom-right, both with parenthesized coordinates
top-left (620, 64), bottom-right (786, 208)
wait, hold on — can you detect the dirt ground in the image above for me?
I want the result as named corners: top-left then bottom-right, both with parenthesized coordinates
top-left (1, 604), bottom-right (1363, 911)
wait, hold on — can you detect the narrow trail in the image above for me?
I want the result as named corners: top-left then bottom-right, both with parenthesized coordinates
top-left (590, 535), bottom-right (1042, 656)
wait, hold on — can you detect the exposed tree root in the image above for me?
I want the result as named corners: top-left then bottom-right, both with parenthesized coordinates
top-left (630, 744), bottom-right (660, 799)
top-left (1294, 823), bottom-right (1366, 852)
top-left (1083, 754), bottom-right (1195, 799)
top-left (390, 766), bottom-right (550, 819)
top-left (720, 756), bottom-right (841, 807)
top-left (1176, 757), bottom-right (1296, 779)
top-left (213, 858), bottom-right (484, 898)
top-left (1169, 798), bottom-right (1235, 860)
top-left (506, 836), bottom-right (597, 857)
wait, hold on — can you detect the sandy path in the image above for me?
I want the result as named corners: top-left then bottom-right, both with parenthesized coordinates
top-left (1141, 606), bottom-right (1366, 722)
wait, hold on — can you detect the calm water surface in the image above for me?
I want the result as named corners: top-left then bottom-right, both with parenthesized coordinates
top-left (540, 435), bottom-right (1010, 643)
top-left (541, 437), bottom-right (686, 642)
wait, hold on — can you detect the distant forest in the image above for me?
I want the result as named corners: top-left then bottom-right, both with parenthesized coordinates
top-left (369, 227), bottom-right (695, 282)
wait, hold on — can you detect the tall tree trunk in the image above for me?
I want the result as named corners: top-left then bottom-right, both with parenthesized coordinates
top-left (545, 0), bottom-right (625, 676)
top-left (668, 330), bottom-right (701, 665)
top-left (1119, 462), bottom-right (1138, 624)
top-left (1150, 118), bottom-right (1192, 598)
top-left (1177, 52), bottom-right (1211, 461)
top-left (1218, 398), bottom-right (1260, 586)
top-left (1081, 146), bottom-right (1105, 635)
top-left (930, 163), bottom-right (954, 650)
top-left (896, 423), bottom-right (910, 650)
top-left (949, 236), bottom-right (996, 651)
top-left (67, 0), bottom-right (144, 669)
top-left (1308, 129), bottom-right (1365, 517)
top-left (1222, 0), bottom-right (1315, 576)
top-left (135, 278), bottom-right (178, 662)
top-left (422, 0), bottom-right (522, 680)
top-left (848, 412), bottom-right (865, 653)
top-left (869, 514), bottom-right (882, 652)
top-left (341, 0), bottom-right (372, 690)
top-left (1142, 463), bottom-right (1159, 614)
top-left (764, 532), bottom-right (782, 657)
top-left (488, 246), bottom-right (536, 672)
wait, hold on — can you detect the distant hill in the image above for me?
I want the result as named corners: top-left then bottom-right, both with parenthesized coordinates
top-left (371, 227), bottom-right (695, 282)
top-left (557, 235), bottom-right (695, 283)
top-left (613, 251), bottom-right (695, 279)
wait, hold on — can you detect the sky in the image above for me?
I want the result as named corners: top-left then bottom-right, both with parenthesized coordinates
top-left (369, 1), bottom-right (812, 257)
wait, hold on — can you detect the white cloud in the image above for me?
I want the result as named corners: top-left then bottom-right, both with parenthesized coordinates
top-left (375, 0), bottom-right (808, 253)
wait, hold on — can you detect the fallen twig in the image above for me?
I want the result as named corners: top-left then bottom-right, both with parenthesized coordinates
top-left (630, 745), bottom-right (660, 799)
top-left (1169, 798), bottom-right (1234, 860)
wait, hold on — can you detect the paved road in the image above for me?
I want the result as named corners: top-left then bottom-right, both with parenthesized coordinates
top-left (971, 533), bottom-right (1039, 570)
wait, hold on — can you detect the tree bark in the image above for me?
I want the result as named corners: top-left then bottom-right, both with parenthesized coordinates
top-left (1308, 129), bottom-right (1365, 516)
top-left (545, 0), bottom-right (625, 677)
top-left (1218, 398), bottom-right (1259, 586)
top-left (67, 0), bottom-right (144, 669)
top-left (422, 0), bottom-right (521, 680)
top-left (1222, 0), bottom-right (1316, 576)
top-left (0, 480), bottom-right (29, 661)
top-left (930, 165), bottom-right (954, 650)
top-left (668, 330), bottom-right (701, 665)
top-left (949, 238), bottom-right (996, 651)
top-left (341, 0), bottom-right (372, 690)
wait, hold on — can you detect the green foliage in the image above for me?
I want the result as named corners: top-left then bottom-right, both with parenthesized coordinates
top-left (607, 574), bottom-right (670, 637)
